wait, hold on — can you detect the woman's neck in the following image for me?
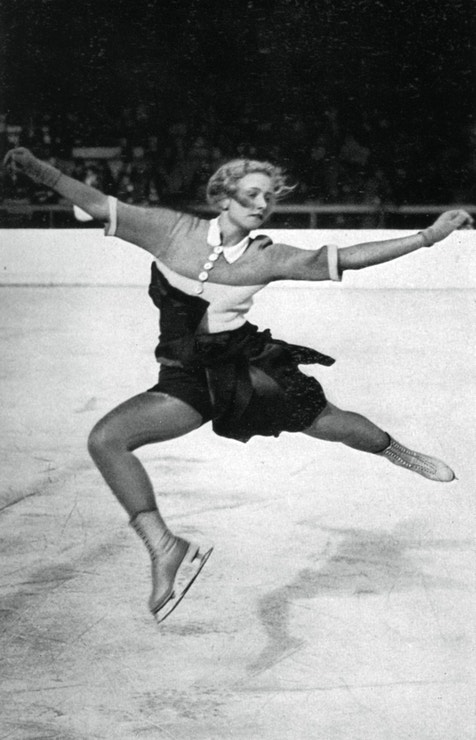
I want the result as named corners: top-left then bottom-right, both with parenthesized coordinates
top-left (217, 213), bottom-right (249, 246)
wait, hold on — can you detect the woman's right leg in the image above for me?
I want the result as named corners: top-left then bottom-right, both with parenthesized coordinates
top-left (87, 392), bottom-right (210, 620)
top-left (87, 391), bottom-right (204, 517)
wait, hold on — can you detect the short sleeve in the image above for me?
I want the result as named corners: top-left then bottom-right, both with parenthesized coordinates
top-left (326, 244), bottom-right (342, 281)
top-left (102, 198), bottom-right (185, 256)
top-left (104, 195), bottom-right (118, 237)
top-left (267, 242), bottom-right (342, 282)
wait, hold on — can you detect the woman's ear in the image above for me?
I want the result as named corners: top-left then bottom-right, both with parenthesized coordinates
top-left (219, 198), bottom-right (230, 211)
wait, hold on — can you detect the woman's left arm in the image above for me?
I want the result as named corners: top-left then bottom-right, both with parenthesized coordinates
top-left (265, 209), bottom-right (473, 283)
top-left (338, 209), bottom-right (473, 272)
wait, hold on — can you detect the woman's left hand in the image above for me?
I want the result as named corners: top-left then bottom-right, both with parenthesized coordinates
top-left (421, 209), bottom-right (474, 246)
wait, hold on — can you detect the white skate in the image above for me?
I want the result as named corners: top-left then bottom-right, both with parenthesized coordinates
top-left (379, 437), bottom-right (455, 482)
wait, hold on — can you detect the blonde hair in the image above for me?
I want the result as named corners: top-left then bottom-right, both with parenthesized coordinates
top-left (206, 158), bottom-right (295, 207)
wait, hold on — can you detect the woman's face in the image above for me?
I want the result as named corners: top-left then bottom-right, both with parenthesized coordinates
top-left (226, 172), bottom-right (276, 232)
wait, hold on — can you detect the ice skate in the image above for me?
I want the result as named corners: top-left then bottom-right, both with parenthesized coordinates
top-left (152, 543), bottom-right (213, 624)
top-left (378, 437), bottom-right (455, 482)
top-left (131, 511), bottom-right (213, 623)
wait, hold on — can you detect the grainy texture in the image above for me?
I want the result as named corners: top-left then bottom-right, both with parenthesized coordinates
top-left (0, 285), bottom-right (474, 739)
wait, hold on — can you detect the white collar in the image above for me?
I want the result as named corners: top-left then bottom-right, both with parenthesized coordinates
top-left (208, 217), bottom-right (250, 264)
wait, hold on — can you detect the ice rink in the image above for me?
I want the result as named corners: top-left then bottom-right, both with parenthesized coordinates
top-left (1, 229), bottom-right (475, 739)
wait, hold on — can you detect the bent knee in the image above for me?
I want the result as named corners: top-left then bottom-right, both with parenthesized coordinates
top-left (87, 419), bottom-right (125, 460)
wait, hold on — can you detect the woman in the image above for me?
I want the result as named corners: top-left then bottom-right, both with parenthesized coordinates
top-left (3, 147), bottom-right (472, 622)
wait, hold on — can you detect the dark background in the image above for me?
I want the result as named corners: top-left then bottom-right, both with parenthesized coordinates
top-left (1, 0), bottom-right (475, 210)
top-left (2, 0), bottom-right (473, 124)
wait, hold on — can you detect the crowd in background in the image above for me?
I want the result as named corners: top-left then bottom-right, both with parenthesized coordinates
top-left (1, 103), bottom-right (475, 222)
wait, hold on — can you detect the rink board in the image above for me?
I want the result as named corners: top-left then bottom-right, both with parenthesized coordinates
top-left (0, 227), bottom-right (475, 288)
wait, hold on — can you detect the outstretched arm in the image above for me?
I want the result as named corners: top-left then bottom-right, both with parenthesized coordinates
top-left (3, 147), bottom-right (110, 222)
top-left (269, 209), bottom-right (473, 282)
top-left (2, 147), bottom-right (183, 254)
top-left (338, 209), bottom-right (473, 272)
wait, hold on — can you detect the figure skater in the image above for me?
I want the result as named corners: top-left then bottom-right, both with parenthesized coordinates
top-left (3, 147), bottom-right (472, 622)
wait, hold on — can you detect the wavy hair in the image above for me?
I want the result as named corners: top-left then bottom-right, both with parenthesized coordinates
top-left (206, 158), bottom-right (295, 208)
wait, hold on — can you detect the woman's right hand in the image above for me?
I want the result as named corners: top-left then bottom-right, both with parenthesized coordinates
top-left (3, 147), bottom-right (38, 179)
top-left (3, 147), bottom-right (62, 188)
top-left (4, 146), bottom-right (112, 223)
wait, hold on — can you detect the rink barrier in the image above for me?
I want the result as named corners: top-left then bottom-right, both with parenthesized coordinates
top-left (1, 201), bottom-right (476, 228)
top-left (0, 228), bottom-right (474, 289)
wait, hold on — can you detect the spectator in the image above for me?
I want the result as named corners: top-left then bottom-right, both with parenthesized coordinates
top-left (1, 104), bottom-right (473, 212)
top-left (155, 142), bottom-right (193, 206)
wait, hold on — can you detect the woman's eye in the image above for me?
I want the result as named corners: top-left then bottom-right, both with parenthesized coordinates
top-left (245, 190), bottom-right (272, 201)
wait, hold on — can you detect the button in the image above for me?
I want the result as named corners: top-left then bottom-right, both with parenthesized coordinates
top-left (198, 271), bottom-right (209, 282)
top-left (209, 253), bottom-right (219, 262)
top-left (204, 261), bottom-right (213, 270)
top-left (195, 285), bottom-right (204, 294)
top-left (213, 246), bottom-right (224, 254)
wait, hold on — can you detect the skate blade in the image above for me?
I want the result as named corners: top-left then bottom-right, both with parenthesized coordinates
top-left (153, 547), bottom-right (213, 624)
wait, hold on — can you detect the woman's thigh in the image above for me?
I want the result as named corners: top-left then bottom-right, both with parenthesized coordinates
top-left (302, 401), bottom-right (341, 439)
top-left (90, 392), bottom-right (205, 451)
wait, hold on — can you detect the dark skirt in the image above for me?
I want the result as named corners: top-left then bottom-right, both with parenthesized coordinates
top-left (148, 322), bottom-right (334, 443)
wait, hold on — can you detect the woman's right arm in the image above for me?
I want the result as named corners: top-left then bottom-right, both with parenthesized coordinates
top-left (2, 147), bottom-right (182, 254)
top-left (3, 147), bottom-right (110, 221)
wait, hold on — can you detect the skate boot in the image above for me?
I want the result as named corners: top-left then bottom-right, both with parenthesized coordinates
top-left (378, 436), bottom-right (455, 482)
top-left (130, 511), bottom-right (213, 623)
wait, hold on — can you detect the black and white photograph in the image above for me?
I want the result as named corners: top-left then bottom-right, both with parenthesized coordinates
top-left (0, 1), bottom-right (474, 737)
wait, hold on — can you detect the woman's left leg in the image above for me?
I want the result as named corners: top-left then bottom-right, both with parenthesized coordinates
top-left (303, 402), bottom-right (455, 482)
top-left (302, 401), bottom-right (389, 452)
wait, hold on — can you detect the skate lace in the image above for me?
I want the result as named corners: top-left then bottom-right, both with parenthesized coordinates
top-left (387, 442), bottom-right (436, 475)
top-left (131, 519), bottom-right (176, 561)
top-left (132, 522), bottom-right (156, 559)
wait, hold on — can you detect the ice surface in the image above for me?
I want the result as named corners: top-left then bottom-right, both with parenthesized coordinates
top-left (0, 277), bottom-right (474, 738)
